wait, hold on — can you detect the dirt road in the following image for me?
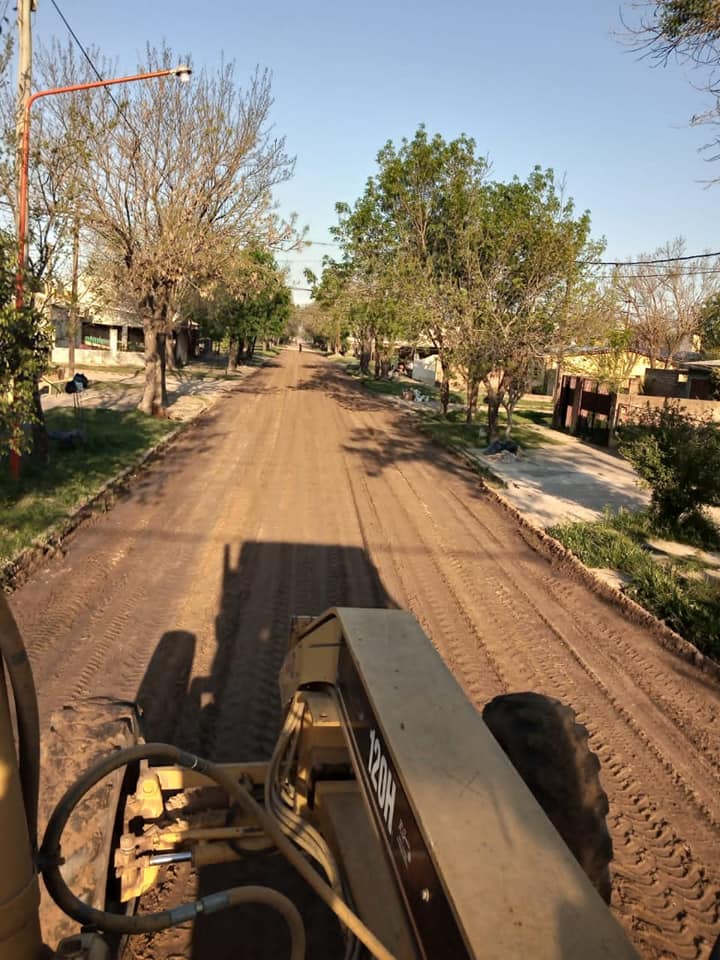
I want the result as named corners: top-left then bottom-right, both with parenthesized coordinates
top-left (11, 350), bottom-right (720, 959)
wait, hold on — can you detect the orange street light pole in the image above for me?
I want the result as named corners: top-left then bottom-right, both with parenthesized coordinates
top-left (16, 63), bottom-right (192, 309)
top-left (10, 64), bottom-right (191, 480)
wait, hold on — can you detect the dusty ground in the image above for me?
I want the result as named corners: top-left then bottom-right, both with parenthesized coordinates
top-left (10, 349), bottom-right (720, 960)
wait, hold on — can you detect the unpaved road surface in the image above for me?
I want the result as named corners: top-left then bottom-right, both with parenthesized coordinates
top-left (11, 350), bottom-right (720, 959)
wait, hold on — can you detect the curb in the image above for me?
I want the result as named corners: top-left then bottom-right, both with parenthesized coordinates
top-left (454, 444), bottom-right (720, 685)
top-left (340, 362), bottom-right (720, 682)
top-left (1, 362), bottom-right (267, 594)
top-left (1, 420), bottom-right (189, 594)
top-left (370, 372), bottom-right (720, 683)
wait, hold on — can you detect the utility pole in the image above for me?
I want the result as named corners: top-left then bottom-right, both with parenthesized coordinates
top-left (16, 0), bottom-right (34, 243)
top-left (9, 0), bottom-right (34, 481)
top-left (68, 218), bottom-right (79, 377)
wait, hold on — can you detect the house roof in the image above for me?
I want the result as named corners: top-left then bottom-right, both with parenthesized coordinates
top-left (680, 360), bottom-right (720, 370)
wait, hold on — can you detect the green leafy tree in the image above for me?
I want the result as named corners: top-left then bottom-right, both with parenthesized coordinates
top-left (699, 291), bottom-right (720, 356)
top-left (330, 127), bottom-right (489, 408)
top-left (0, 234), bottom-right (51, 455)
top-left (197, 248), bottom-right (291, 371)
top-left (286, 301), bottom-right (341, 349)
top-left (619, 404), bottom-right (720, 526)
top-left (324, 129), bottom-right (602, 437)
top-left (458, 168), bottom-right (602, 439)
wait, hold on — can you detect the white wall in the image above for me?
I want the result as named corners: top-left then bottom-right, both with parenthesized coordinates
top-left (51, 347), bottom-right (144, 368)
top-left (411, 355), bottom-right (439, 386)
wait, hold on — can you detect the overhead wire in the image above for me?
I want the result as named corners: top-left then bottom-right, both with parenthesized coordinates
top-left (48, 0), bottom-right (161, 168)
top-left (592, 250), bottom-right (720, 267)
top-left (303, 242), bottom-right (720, 275)
top-left (593, 267), bottom-right (720, 280)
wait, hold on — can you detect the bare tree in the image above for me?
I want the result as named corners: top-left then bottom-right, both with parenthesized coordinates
top-left (0, 39), bottom-right (102, 295)
top-left (622, 1), bottom-right (720, 168)
top-left (615, 239), bottom-right (720, 367)
top-left (80, 45), bottom-right (296, 414)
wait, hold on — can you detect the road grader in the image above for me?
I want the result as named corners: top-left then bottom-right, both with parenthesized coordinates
top-left (0, 594), bottom-right (640, 960)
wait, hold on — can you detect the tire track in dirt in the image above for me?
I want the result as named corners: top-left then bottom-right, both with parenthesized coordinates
top-left (10, 351), bottom-right (720, 960)
top-left (337, 389), bottom-right (720, 959)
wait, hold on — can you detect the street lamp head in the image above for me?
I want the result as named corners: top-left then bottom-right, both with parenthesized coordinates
top-left (173, 65), bottom-right (192, 83)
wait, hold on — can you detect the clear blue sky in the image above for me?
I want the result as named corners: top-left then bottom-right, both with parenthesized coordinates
top-left (33, 0), bottom-right (720, 302)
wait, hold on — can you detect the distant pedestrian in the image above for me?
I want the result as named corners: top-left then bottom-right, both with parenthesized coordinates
top-left (298, 341), bottom-right (303, 352)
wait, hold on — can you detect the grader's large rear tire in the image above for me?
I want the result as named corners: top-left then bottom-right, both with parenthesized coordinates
top-left (39, 698), bottom-right (141, 949)
top-left (482, 692), bottom-right (613, 904)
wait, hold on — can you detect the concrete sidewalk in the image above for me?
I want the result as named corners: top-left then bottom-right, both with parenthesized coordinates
top-left (466, 425), bottom-right (649, 529)
top-left (41, 358), bottom-right (257, 422)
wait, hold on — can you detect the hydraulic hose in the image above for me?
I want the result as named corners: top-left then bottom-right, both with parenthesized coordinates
top-left (41, 743), bottom-right (397, 960)
top-left (0, 594), bottom-right (40, 850)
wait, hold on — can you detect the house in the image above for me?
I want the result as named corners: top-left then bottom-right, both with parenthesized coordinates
top-left (545, 346), bottom-right (655, 396)
top-left (644, 361), bottom-right (719, 400)
top-left (49, 283), bottom-right (198, 367)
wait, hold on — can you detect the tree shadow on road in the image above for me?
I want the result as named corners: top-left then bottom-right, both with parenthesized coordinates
top-left (289, 362), bottom-right (395, 413)
top-left (119, 410), bottom-right (226, 507)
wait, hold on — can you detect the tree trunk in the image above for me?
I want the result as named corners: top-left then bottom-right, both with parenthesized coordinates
top-left (486, 396), bottom-right (501, 442)
top-left (440, 379), bottom-right (450, 417)
top-left (359, 347), bottom-right (371, 375)
top-left (139, 322), bottom-right (164, 416)
top-left (465, 378), bottom-right (479, 424)
top-left (227, 338), bottom-right (238, 372)
top-left (165, 333), bottom-right (177, 372)
top-left (159, 332), bottom-right (169, 409)
top-left (504, 402), bottom-right (515, 439)
top-left (31, 385), bottom-right (48, 462)
top-left (68, 219), bottom-right (80, 379)
top-left (248, 336), bottom-right (257, 360)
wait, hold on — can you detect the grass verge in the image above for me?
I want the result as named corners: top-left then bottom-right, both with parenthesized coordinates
top-left (548, 509), bottom-right (720, 659)
top-left (415, 411), bottom-right (506, 487)
top-left (0, 408), bottom-right (176, 563)
top-left (361, 377), bottom-right (441, 400)
top-left (417, 408), bottom-right (557, 451)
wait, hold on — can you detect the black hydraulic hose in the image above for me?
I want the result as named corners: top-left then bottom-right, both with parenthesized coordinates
top-left (0, 594), bottom-right (40, 851)
top-left (40, 742), bottom-right (396, 960)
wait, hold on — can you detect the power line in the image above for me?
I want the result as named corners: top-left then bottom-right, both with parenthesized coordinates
top-left (305, 242), bottom-right (720, 267)
top-left (596, 267), bottom-right (720, 279)
top-left (593, 250), bottom-right (720, 267)
top-left (49, 0), bottom-right (148, 151)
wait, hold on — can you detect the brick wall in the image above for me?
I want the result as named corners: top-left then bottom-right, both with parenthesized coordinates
top-left (616, 395), bottom-right (720, 424)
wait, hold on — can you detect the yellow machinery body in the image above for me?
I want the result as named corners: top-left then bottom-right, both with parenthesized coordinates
top-left (0, 601), bottom-right (640, 960)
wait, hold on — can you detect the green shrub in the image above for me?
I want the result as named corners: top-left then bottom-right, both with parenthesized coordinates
top-left (618, 404), bottom-right (720, 527)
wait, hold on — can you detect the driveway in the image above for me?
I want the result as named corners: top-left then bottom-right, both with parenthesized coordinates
top-left (470, 426), bottom-right (649, 528)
